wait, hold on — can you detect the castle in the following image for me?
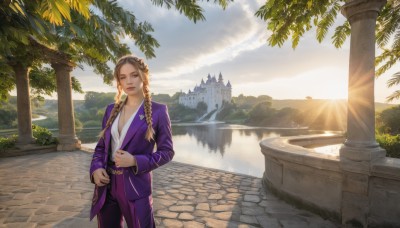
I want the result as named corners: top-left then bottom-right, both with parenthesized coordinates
top-left (179, 73), bottom-right (232, 113)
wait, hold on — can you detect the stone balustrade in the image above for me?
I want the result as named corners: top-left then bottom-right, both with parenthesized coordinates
top-left (260, 135), bottom-right (400, 227)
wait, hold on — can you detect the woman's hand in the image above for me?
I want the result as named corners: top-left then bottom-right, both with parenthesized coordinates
top-left (114, 150), bottom-right (137, 168)
top-left (93, 168), bottom-right (110, 186)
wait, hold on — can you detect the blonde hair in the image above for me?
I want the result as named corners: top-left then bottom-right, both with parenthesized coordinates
top-left (99, 55), bottom-right (155, 141)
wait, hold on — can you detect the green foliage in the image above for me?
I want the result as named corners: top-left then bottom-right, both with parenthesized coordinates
top-left (33, 117), bottom-right (59, 129)
top-left (75, 117), bottom-right (83, 129)
top-left (377, 105), bottom-right (400, 134)
top-left (33, 115), bottom-right (81, 130)
top-left (0, 102), bottom-right (17, 128)
top-left (216, 101), bottom-right (247, 123)
top-left (168, 103), bottom-right (199, 122)
top-left (0, 135), bottom-right (17, 152)
top-left (255, 0), bottom-right (342, 48)
top-left (152, 93), bottom-right (176, 105)
top-left (171, 92), bottom-right (184, 102)
top-left (0, 63), bottom-right (15, 102)
top-left (376, 133), bottom-right (400, 158)
top-left (83, 120), bottom-right (101, 128)
top-left (248, 101), bottom-right (273, 122)
top-left (332, 21), bottom-right (350, 48)
top-left (232, 94), bottom-right (272, 110)
top-left (217, 101), bottom-right (237, 120)
top-left (32, 124), bottom-right (57, 145)
top-left (83, 91), bottom-right (114, 110)
top-left (275, 107), bottom-right (301, 126)
top-left (196, 101), bottom-right (208, 116)
top-left (150, 0), bottom-right (232, 23)
top-left (385, 72), bottom-right (400, 102)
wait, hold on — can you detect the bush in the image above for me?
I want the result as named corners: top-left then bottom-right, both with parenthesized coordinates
top-left (168, 104), bottom-right (199, 122)
top-left (34, 117), bottom-right (58, 129)
top-left (0, 135), bottom-right (17, 152)
top-left (32, 124), bottom-right (57, 145)
top-left (83, 120), bottom-right (101, 128)
top-left (378, 105), bottom-right (400, 134)
top-left (376, 133), bottom-right (400, 158)
top-left (196, 102), bottom-right (208, 116)
top-left (248, 101), bottom-right (275, 125)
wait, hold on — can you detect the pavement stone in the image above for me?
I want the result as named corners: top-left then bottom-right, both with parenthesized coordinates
top-left (0, 150), bottom-right (340, 227)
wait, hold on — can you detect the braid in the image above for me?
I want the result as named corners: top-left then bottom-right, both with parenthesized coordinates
top-left (98, 84), bottom-right (126, 138)
top-left (144, 85), bottom-right (155, 141)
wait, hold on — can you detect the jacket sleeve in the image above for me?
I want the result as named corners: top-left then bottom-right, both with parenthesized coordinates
top-left (134, 105), bottom-right (174, 174)
top-left (89, 104), bottom-right (112, 183)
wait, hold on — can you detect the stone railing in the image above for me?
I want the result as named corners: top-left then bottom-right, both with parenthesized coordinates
top-left (260, 134), bottom-right (400, 227)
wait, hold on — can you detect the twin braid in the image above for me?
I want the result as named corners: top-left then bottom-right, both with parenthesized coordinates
top-left (143, 83), bottom-right (155, 141)
top-left (98, 100), bottom-right (125, 139)
top-left (98, 55), bottom-right (154, 142)
top-left (132, 56), bottom-right (155, 142)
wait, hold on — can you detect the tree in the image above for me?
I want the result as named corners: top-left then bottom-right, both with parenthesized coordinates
top-left (378, 105), bottom-right (400, 134)
top-left (0, 103), bottom-right (17, 128)
top-left (386, 72), bottom-right (400, 102)
top-left (255, 0), bottom-right (400, 101)
top-left (196, 101), bottom-right (208, 115)
top-left (248, 101), bottom-right (273, 123)
top-left (83, 91), bottom-right (114, 109)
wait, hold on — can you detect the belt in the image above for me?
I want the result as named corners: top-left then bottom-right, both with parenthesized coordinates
top-left (107, 166), bottom-right (123, 175)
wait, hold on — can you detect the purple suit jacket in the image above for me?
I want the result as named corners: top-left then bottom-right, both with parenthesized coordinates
top-left (89, 101), bottom-right (174, 220)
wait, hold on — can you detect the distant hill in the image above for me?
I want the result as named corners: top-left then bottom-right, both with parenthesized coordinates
top-left (271, 99), bottom-right (397, 113)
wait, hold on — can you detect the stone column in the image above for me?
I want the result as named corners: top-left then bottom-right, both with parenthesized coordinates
top-left (12, 63), bottom-right (35, 146)
top-left (339, 0), bottom-right (386, 226)
top-left (52, 62), bottom-right (81, 151)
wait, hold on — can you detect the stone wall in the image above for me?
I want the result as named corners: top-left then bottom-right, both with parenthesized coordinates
top-left (260, 135), bottom-right (400, 226)
top-left (369, 158), bottom-right (400, 227)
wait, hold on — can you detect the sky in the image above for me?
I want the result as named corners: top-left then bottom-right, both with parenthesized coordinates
top-left (69, 0), bottom-right (399, 103)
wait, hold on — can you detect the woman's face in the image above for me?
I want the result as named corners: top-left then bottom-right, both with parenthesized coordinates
top-left (118, 63), bottom-right (144, 97)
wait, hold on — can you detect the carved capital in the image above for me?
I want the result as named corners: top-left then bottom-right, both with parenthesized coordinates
top-left (341, 0), bottom-right (386, 23)
top-left (51, 62), bottom-right (74, 73)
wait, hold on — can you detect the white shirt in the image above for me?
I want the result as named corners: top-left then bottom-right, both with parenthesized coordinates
top-left (110, 102), bottom-right (142, 161)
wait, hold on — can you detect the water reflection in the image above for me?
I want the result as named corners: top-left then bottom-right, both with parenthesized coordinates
top-left (171, 124), bottom-right (320, 157)
top-left (167, 124), bottom-right (323, 177)
top-left (176, 124), bottom-right (232, 156)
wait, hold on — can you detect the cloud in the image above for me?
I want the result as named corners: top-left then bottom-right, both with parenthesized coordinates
top-left (122, 0), bottom-right (265, 74)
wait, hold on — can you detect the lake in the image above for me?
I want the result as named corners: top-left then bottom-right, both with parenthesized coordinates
top-left (77, 123), bottom-right (329, 177)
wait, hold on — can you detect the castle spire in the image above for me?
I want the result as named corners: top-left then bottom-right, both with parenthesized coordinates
top-left (218, 72), bottom-right (223, 83)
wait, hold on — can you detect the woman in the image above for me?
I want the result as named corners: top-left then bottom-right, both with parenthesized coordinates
top-left (89, 55), bottom-right (174, 227)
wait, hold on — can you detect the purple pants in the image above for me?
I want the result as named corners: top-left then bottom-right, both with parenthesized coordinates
top-left (97, 165), bottom-right (155, 228)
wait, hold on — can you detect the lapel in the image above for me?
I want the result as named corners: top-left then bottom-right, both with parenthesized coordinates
top-left (104, 125), bottom-right (112, 160)
top-left (120, 103), bottom-right (147, 150)
top-left (102, 104), bottom-right (114, 163)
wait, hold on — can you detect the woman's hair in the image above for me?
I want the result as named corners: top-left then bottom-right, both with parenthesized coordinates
top-left (99, 55), bottom-right (155, 141)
